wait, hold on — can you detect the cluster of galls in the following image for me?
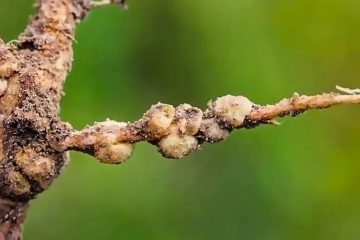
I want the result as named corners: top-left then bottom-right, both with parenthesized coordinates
top-left (7, 148), bottom-right (57, 197)
top-left (92, 95), bottom-right (253, 164)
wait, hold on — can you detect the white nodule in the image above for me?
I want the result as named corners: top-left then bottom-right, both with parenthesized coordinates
top-left (147, 104), bottom-right (175, 135)
top-left (212, 95), bottom-right (252, 127)
top-left (159, 134), bottom-right (198, 159)
top-left (96, 143), bottom-right (134, 164)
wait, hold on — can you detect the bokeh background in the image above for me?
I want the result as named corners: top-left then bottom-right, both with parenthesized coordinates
top-left (1, 0), bottom-right (360, 239)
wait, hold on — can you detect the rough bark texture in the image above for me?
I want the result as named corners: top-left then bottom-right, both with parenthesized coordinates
top-left (0, 0), bottom-right (359, 239)
top-left (0, 0), bottom-right (90, 238)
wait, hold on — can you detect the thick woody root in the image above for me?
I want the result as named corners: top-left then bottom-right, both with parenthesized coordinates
top-left (0, 1), bottom-right (92, 238)
top-left (56, 90), bottom-right (360, 164)
top-left (0, 0), bottom-right (91, 204)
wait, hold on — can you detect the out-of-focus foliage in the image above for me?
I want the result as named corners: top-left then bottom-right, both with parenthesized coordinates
top-left (1, 1), bottom-right (360, 239)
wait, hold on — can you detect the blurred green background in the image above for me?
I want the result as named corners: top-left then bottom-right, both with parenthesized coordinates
top-left (1, 0), bottom-right (360, 239)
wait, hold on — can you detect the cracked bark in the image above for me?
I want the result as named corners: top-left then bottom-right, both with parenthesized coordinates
top-left (0, 0), bottom-right (359, 239)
